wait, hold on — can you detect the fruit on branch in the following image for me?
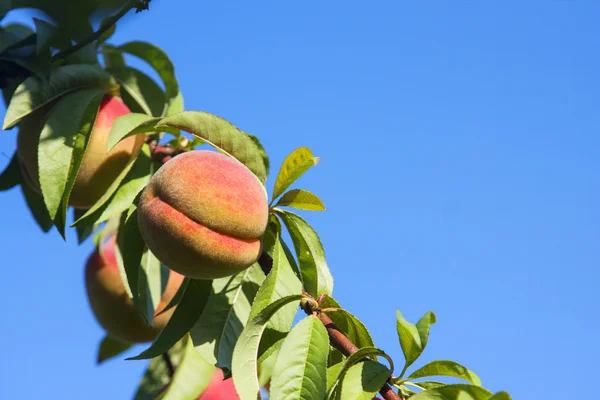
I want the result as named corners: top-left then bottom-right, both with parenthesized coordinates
top-left (17, 94), bottom-right (144, 209)
top-left (85, 235), bottom-right (184, 343)
top-left (197, 368), bottom-right (240, 400)
top-left (137, 150), bottom-right (269, 279)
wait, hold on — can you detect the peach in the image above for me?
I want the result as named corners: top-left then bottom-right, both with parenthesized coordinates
top-left (85, 235), bottom-right (184, 343)
top-left (137, 150), bottom-right (269, 280)
top-left (197, 369), bottom-right (240, 400)
top-left (17, 94), bottom-right (144, 209)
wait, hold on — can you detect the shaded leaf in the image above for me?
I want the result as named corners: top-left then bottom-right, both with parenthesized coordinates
top-left (320, 297), bottom-right (374, 349)
top-left (119, 41), bottom-right (178, 109)
top-left (407, 360), bottom-right (481, 386)
top-left (272, 147), bottom-right (319, 202)
top-left (3, 64), bottom-right (116, 129)
top-left (275, 189), bottom-right (325, 211)
top-left (97, 335), bottom-right (132, 364)
top-left (276, 209), bottom-right (333, 297)
top-left (0, 152), bottom-right (22, 191)
top-left (107, 113), bottom-right (161, 151)
top-left (231, 294), bottom-right (304, 400)
top-left (247, 133), bottom-right (269, 176)
top-left (191, 263), bottom-right (265, 370)
top-left (408, 384), bottom-right (492, 400)
top-left (109, 66), bottom-right (165, 116)
top-left (102, 44), bottom-right (125, 69)
top-left (270, 315), bottom-right (329, 400)
top-left (36, 89), bottom-right (104, 236)
top-left (156, 111), bottom-right (268, 182)
top-left (130, 278), bottom-right (212, 360)
top-left (21, 182), bottom-right (52, 232)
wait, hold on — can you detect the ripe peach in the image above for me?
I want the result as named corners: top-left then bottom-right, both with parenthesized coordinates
top-left (137, 150), bottom-right (269, 280)
top-left (197, 369), bottom-right (240, 400)
top-left (17, 94), bottom-right (144, 209)
top-left (85, 235), bottom-right (184, 343)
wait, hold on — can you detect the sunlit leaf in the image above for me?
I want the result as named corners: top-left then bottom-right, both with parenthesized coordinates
top-left (156, 111), bottom-right (268, 182)
top-left (231, 294), bottom-right (304, 400)
top-left (339, 360), bottom-right (391, 400)
top-left (407, 360), bottom-right (481, 386)
top-left (270, 315), bottom-right (329, 400)
top-left (408, 384), bottom-right (492, 400)
top-left (276, 209), bottom-right (333, 297)
top-left (275, 188), bottom-right (325, 211)
top-left (272, 147), bottom-right (319, 202)
top-left (396, 310), bottom-right (436, 377)
top-left (320, 297), bottom-right (374, 349)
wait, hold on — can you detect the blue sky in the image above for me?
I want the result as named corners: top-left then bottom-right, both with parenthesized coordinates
top-left (1, 1), bottom-right (599, 398)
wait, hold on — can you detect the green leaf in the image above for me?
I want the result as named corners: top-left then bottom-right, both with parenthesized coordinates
top-left (97, 335), bottom-right (132, 364)
top-left (102, 44), bottom-right (125, 69)
top-left (272, 147), bottom-right (319, 202)
top-left (247, 133), bottom-right (269, 176)
top-left (326, 347), bottom-right (394, 400)
top-left (129, 278), bottom-right (213, 360)
top-left (396, 310), bottom-right (436, 377)
top-left (33, 18), bottom-right (57, 54)
top-left (72, 141), bottom-right (150, 228)
top-left (231, 294), bottom-right (304, 400)
top-left (133, 337), bottom-right (187, 400)
top-left (327, 362), bottom-right (344, 393)
top-left (159, 336), bottom-right (216, 400)
top-left (137, 248), bottom-right (166, 325)
top-left (96, 16), bottom-right (116, 46)
top-left (116, 204), bottom-right (147, 318)
top-left (107, 113), bottom-right (161, 152)
top-left (248, 236), bottom-right (302, 339)
top-left (488, 392), bottom-right (512, 400)
top-left (190, 263), bottom-right (265, 370)
top-left (404, 381), bottom-right (446, 391)
top-left (275, 189), bottom-right (325, 211)
top-left (407, 360), bottom-right (481, 386)
top-left (320, 297), bottom-right (374, 349)
top-left (408, 384), bottom-right (493, 400)
top-left (339, 360), bottom-right (391, 400)
top-left (156, 111), bottom-right (268, 182)
top-left (270, 315), bottom-right (329, 400)
top-left (65, 43), bottom-right (99, 65)
top-left (20, 182), bottom-right (53, 232)
top-left (0, 152), bottom-right (22, 191)
top-left (109, 66), bottom-right (166, 116)
top-left (165, 91), bottom-right (184, 117)
top-left (3, 64), bottom-right (116, 129)
top-left (276, 209), bottom-right (333, 297)
top-left (118, 41), bottom-right (178, 110)
top-left (73, 208), bottom-right (99, 244)
top-left (36, 89), bottom-right (104, 235)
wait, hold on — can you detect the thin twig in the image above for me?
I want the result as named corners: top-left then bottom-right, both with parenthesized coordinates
top-left (52, 0), bottom-right (146, 62)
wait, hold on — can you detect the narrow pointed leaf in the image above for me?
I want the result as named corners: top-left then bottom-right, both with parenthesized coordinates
top-left (339, 360), bottom-right (391, 400)
top-left (407, 360), bottom-right (481, 386)
top-left (3, 64), bottom-right (116, 129)
top-left (409, 384), bottom-right (492, 400)
top-left (0, 152), bottom-right (22, 191)
top-left (272, 147), bottom-right (319, 201)
top-left (327, 362), bottom-right (344, 393)
top-left (159, 336), bottom-right (216, 400)
top-left (97, 335), bottom-right (132, 364)
top-left (247, 133), bottom-right (269, 176)
top-left (190, 264), bottom-right (265, 370)
top-left (489, 392), bottom-right (512, 400)
top-left (36, 89), bottom-right (104, 231)
top-left (327, 347), bottom-right (394, 399)
top-left (270, 315), bottom-right (329, 400)
top-left (155, 111), bottom-right (267, 182)
top-left (275, 189), bottom-right (325, 211)
top-left (231, 294), bottom-right (304, 400)
top-left (119, 41), bottom-right (178, 108)
top-left (109, 66), bottom-right (166, 116)
top-left (276, 209), bottom-right (333, 297)
top-left (320, 297), bottom-right (374, 349)
top-left (130, 278), bottom-right (212, 360)
top-left (396, 310), bottom-right (436, 376)
top-left (107, 113), bottom-right (161, 151)
top-left (21, 183), bottom-right (53, 232)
